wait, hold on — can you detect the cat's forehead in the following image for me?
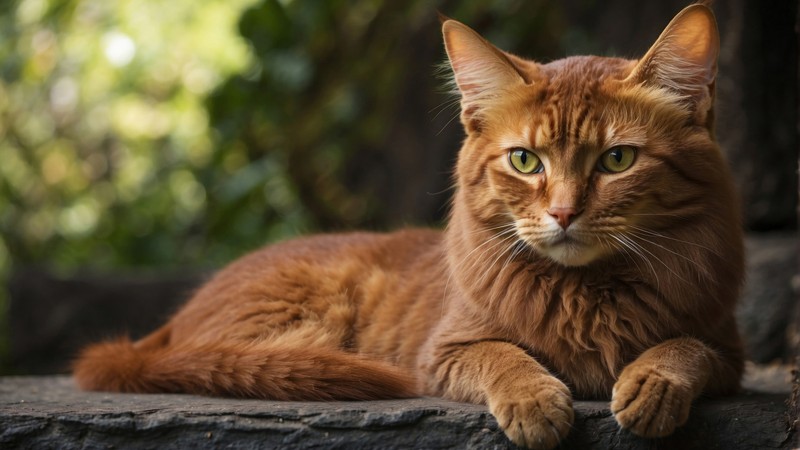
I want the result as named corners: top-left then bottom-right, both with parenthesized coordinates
top-left (536, 56), bottom-right (636, 94)
top-left (497, 56), bottom-right (641, 150)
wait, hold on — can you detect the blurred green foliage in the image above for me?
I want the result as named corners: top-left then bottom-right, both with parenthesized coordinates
top-left (0, 0), bottom-right (261, 273)
top-left (0, 0), bottom-right (566, 275)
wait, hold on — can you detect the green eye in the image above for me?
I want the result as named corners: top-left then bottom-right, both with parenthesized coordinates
top-left (598, 145), bottom-right (636, 173)
top-left (509, 148), bottom-right (543, 174)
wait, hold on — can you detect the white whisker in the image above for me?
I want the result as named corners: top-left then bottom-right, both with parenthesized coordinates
top-left (627, 231), bottom-right (711, 281)
top-left (621, 232), bottom-right (690, 285)
top-left (626, 224), bottom-right (719, 256)
top-left (473, 233), bottom-right (520, 291)
top-left (441, 223), bottom-right (518, 317)
top-left (609, 233), bottom-right (660, 294)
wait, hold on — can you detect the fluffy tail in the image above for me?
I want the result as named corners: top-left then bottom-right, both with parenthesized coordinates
top-left (73, 338), bottom-right (417, 400)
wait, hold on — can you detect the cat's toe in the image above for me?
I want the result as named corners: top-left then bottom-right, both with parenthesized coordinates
top-left (489, 377), bottom-right (574, 449)
top-left (611, 367), bottom-right (692, 438)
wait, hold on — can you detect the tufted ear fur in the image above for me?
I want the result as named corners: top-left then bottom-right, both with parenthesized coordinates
top-left (442, 20), bottom-right (528, 133)
top-left (626, 4), bottom-right (719, 128)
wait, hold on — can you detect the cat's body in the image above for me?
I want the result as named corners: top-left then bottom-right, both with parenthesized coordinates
top-left (75, 5), bottom-right (744, 449)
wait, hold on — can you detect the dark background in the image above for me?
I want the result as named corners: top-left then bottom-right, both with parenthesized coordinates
top-left (0, 0), bottom-right (796, 374)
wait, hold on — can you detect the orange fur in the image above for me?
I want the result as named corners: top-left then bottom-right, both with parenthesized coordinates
top-left (74, 337), bottom-right (416, 401)
top-left (74, 5), bottom-right (743, 449)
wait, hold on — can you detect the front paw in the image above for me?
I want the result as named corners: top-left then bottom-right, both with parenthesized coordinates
top-left (488, 376), bottom-right (574, 450)
top-left (611, 366), bottom-right (693, 438)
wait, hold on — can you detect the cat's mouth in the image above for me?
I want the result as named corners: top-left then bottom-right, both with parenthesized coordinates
top-left (549, 233), bottom-right (577, 246)
top-left (527, 229), bottom-right (602, 267)
top-left (538, 228), bottom-right (582, 246)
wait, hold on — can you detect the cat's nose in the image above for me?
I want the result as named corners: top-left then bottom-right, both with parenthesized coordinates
top-left (547, 207), bottom-right (579, 229)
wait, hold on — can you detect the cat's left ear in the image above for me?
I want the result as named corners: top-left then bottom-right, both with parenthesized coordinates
top-left (627, 5), bottom-right (719, 121)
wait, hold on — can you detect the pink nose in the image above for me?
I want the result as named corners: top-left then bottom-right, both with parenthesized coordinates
top-left (547, 207), bottom-right (579, 229)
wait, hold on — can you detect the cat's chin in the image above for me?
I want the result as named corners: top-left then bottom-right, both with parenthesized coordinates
top-left (537, 240), bottom-right (603, 267)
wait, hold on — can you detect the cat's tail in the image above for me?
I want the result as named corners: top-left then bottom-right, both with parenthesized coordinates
top-left (72, 336), bottom-right (417, 400)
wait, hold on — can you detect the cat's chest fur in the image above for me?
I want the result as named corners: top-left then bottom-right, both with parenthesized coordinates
top-left (500, 267), bottom-right (669, 398)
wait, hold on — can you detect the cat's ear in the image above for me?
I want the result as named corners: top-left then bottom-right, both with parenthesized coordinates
top-left (627, 4), bottom-right (719, 115)
top-left (442, 20), bottom-right (528, 133)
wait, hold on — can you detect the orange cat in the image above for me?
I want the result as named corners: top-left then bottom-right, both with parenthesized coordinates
top-left (75, 5), bottom-right (744, 449)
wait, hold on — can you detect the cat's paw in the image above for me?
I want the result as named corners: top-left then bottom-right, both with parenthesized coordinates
top-left (488, 376), bottom-right (574, 450)
top-left (611, 366), bottom-right (693, 438)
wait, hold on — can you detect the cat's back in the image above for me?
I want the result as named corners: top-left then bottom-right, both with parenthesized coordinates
top-left (166, 228), bottom-right (446, 345)
top-left (223, 228), bottom-right (444, 276)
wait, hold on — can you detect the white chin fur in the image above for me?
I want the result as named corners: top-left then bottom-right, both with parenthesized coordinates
top-left (539, 241), bottom-right (602, 267)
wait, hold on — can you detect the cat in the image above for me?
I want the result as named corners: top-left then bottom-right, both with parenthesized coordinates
top-left (74, 4), bottom-right (744, 449)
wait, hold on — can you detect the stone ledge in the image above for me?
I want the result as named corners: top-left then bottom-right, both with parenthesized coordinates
top-left (0, 376), bottom-right (792, 449)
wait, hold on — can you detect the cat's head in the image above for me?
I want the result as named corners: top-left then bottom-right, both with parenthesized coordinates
top-left (443, 5), bottom-right (727, 267)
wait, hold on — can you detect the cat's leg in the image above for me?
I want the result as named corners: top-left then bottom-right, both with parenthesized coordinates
top-left (611, 336), bottom-right (739, 437)
top-left (429, 340), bottom-right (573, 450)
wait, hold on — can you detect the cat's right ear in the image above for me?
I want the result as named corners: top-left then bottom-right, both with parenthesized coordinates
top-left (442, 20), bottom-right (527, 133)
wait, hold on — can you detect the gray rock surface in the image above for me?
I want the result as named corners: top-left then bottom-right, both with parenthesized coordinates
top-left (0, 376), bottom-right (791, 450)
top-left (738, 233), bottom-right (799, 362)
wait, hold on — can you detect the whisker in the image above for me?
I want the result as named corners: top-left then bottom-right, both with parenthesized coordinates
top-left (626, 224), bottom-right (720, 256)
top-left (609, 234), bottom-right (646, 272)
top-left (429, 96), bottom-right (461, 119)
top-left (621, 233), bottom-right (690, 285)
top-left (627, 231), bottom-right (711, 281)
top-left (436, 113), bottom-right (461, 136)
top-left (472, 233), bottom-right (520, 291)
top-left (465, 222), bottom-right (517, 237)
top-left (610, 233), bottom-right (660, 294)
top-left (434, 97), bottom-right (463, 136)
top-left (626, 212), bottom-right (687, 219)
top-left (442, 223), bottom-right (518, 317)
top-left (498, 240), bottom-right (527, 280)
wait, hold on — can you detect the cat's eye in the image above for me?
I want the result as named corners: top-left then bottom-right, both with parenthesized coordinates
top-left (508, 148), bottom-right (543, 174)
top-left (597, 146), bottom-right (636, 173)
